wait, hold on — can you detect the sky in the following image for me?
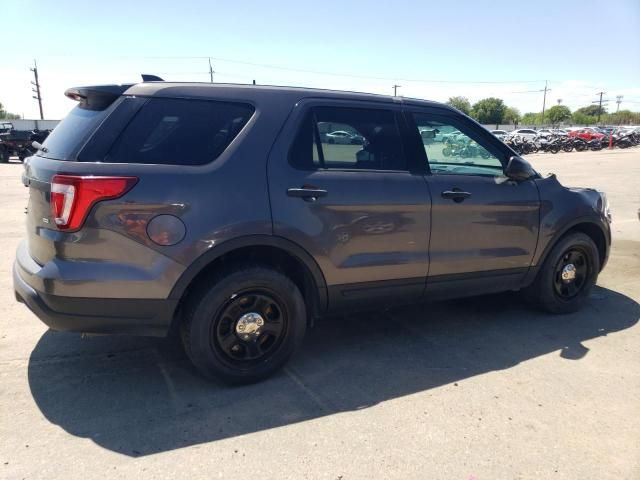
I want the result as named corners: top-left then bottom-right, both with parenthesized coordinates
top-left (1, 0), bottom-right (639, 120)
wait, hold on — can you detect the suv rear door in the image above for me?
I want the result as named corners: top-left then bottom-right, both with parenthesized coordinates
top-left (404, 106), bottom-right (540, 298)
top-left (268, 99), bottom-right (432, 309)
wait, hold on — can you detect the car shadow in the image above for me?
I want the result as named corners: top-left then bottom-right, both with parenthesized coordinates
top-left (27, 286), bottom-right (639, 457)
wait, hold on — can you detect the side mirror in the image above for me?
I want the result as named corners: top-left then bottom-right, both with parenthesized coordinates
top-left (505, 156), bottom-right (535, 181)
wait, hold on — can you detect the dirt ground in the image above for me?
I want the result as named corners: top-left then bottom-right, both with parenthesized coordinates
top-left (0, 148), bottom-right (638, 479)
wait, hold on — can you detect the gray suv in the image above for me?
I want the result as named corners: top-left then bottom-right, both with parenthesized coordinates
top-left (14, 81), bottom-right (611, 383)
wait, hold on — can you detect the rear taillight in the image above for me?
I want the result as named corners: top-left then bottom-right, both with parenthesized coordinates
top-left (50, 175), bottom-right (138, 230)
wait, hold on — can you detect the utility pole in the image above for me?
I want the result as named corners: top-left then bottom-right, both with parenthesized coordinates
top-left (540, 81), bottom-right (550, 125)
top-left (592, 91), bottom-right (608, 123)
top-left (208, 58), bottom-right (214, 83)
top-left (616, 95), bottom-right (623, 112)
top-left (30, 59), bottom-right (43, 120)
top-left (557, 98), bottom-right (562, 105)
top-left (392, 84), bottom-right (401, 96)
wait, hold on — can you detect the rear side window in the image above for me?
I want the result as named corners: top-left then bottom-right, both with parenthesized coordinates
top-left (289, 106), bottom-right (406, 171)
top-left (106, 98), bottom-right (254, 165)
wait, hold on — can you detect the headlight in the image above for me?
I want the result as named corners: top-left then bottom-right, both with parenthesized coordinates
top-left (598, 191), bottom-right (612, 223)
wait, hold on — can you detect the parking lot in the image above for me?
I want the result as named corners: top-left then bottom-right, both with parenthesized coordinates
top-left (0, 149), bottom-right (638, 479)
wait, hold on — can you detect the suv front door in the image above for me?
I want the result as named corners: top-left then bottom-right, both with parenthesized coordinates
top-left (405, 106), bottom-right (540, 298)
top-left (268, 99), bottom-right (432, 309)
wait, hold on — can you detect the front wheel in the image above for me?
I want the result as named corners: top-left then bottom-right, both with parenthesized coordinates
top-left (524, 232), bottom-right (599, 314)
top-left (181, 266), bottom-right (307, 384)
top-left (0, 147), bottom-right (8, 163)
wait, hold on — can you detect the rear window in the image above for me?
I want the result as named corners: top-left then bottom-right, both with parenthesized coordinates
top-left (105, 98), bottom-right (254, 165)
top-left (38, 105), bottom-right (111, 160)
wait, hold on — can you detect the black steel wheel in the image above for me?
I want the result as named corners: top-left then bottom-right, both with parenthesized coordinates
top-left (552, 248), bottom-right (589, 300)
top-left (181, 266), bottom-right (307, 384)
top-left (213, 290), bottom-right (288, 365)
top-left (524, 232), bottom-right (599, 314)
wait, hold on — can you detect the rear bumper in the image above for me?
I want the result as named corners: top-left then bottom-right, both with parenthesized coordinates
top-left (13, 261), bottom-right (177, 337)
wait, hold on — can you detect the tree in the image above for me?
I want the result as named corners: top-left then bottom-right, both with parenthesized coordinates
top-left (606, 109), bottom-right (640, 125)
top-left (471, 97), bottom-right (506, 125)
top-left (503, 107), bottom-right (521, 126)
top-left (575, 105), bottom-right (607, 117)
top-left (0, 102), bottom-right (21, 120)
top-left (521, 112), bottom-right (542, 125)
top-left (572, 106), bottom-right (598, 126)
top-left (546, 105), bottom-right (572, 125)
top-left (446, 96), bottom-right (471, 115)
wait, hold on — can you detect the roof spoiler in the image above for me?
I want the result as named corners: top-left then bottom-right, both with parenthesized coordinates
top-left (64, 75), bottom-right (164, 110)
top-left (64, 84), bottom-right (133, 111)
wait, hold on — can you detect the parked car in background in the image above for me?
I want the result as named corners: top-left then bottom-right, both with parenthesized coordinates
top-left (568, 128), bottom-right (605, 141)
top-left (441, 129), bottom-right (463, 143)
top-left (324, 130), bottom-right (363, 144)
top-left (536, 129), bottom-right (555, 137)
top-left (490, 129), bottom-right (509, 140)
top-left (14, 80), bottom-right (611, 383)
top-left (509, 128), bottom-right (538, 140)
top-left (0, 122), bottom-right (14, 134)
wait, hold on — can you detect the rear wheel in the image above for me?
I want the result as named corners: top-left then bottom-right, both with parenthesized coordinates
top-left (524, 232), bottom-right (599, 314)
top-left (181, 266), bottom-right (307, 384)
top-left (0, 147), bottom-right (8, 163)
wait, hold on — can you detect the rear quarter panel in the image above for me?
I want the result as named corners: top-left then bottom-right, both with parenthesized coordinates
top-left (24, 88), bottom-right (297, 300)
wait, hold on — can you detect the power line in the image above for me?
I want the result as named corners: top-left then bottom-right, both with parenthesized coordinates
top-left (34, 53), bottom-right (549, 85)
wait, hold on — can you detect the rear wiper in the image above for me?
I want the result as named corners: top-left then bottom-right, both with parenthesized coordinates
top-left (32, 141), bottom-right (48, 153)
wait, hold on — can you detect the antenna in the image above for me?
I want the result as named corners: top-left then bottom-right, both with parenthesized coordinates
top-left (208, 58), bottom-right (215, 83)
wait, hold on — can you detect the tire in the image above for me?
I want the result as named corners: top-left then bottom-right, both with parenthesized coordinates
top-left (180, 266), bottom-right (307, 384)
top-left (524, 232), bottom-right (599, 314)
top-left (0, 147), bottom-right (8, 163)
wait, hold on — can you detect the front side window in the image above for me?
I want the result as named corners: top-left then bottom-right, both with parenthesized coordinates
top-left (412, 113), bottom-right (504, 176)
top-left (106, 98), bottom-right (254, 165)
top-left (290, 106), bottom-right (406, 171)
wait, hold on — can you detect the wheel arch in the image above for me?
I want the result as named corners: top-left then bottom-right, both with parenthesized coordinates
top-left (168, 235), bottom-right (328, 329)
top-left (536, 217), bottom-right (609, 273)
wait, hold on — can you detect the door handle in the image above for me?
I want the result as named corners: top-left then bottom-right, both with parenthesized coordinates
top-left (441, 189), bottom-right (471, 203)
top-left (287, 186), bottom-right (328, 202)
